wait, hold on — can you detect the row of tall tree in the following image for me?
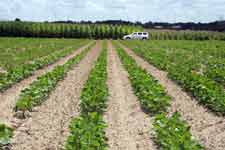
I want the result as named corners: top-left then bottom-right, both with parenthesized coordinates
top-left (0, 21), bottom-right (142, 39)
top-left (148, 30), bottom-right (225, 40)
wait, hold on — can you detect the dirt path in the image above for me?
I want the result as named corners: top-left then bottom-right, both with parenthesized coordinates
top-left (0, 42), bottom-right (92, 127)
top-left (11, 41), bottom-right (101, 150)
top-left (104, 41), bottom-right (156, 150)
top-left (119, 42), bottom-right (225, 150)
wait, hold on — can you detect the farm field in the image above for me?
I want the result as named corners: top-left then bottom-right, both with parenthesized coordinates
top-left (0, 38), bottom-right (224, 150)
top-left (0, 38), bottom-right (90, 91)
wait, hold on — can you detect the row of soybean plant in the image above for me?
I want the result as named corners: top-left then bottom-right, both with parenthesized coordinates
top-left (121, 40), bottom-right (225, 116)
top-left (0, 42), bottom-right (96, 148)
top-left (113, 41), bottom-right (203, 150)
top-left (65, 41), bottom-right (108, 150)
top-left (0, 39), bottom-right (89, 92)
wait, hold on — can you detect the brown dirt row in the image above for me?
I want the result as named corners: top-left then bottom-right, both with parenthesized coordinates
top-left (119, 42), bottom-right (225, 150)
top-left (104, 41), bottom-right (157, 150)
top-left (11, 41), bottom-right (102, 150)
top-left (0, 42), bottom-right (92, 127)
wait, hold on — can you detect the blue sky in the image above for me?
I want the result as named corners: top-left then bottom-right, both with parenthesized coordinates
top-left (0, 0), bottom-right (225, 23)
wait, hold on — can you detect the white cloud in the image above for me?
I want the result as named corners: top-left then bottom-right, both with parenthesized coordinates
top-left (0, 0), bottom-right (225, 22)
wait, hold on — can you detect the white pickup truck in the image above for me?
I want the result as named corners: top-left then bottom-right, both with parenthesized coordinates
top-left (123, 32), bottom-right (149, 40)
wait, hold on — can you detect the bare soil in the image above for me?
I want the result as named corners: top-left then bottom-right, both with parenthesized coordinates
top-left (11, 41), bottom-right (101, 150)
top-left (120, 43), bottom-right (225, 150)
top-left (104, 41), bottom-right (156, 150)
top-left (0, 42), bottom-right (92, 127)
top-left (0, 67), bottom-right (7, 74)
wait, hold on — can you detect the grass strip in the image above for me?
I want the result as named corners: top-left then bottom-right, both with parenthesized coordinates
top-left (15, 42), bottom-right (95, 112)
top-left (65, 41), bottom-right (108, 150)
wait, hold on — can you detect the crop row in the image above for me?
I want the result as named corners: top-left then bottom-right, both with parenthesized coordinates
top-left (0, 124), bottom-right (13, 148)
top-left (0, 38), bottom-right (88, 70)
top-left (15, 42), bottom-right (95, 113)
top-left (113, 42), bottom-right (170, 114)
top-left (113, 42), bottom-right (203, 150)
top-left (121, 40), bottom-right (225, 115)
top-left (65, 42), bottom-right (108, 150)
top-left (153, 113), bottom-right (203, 150)
top-left (0, 40), bottom-right (89, 92)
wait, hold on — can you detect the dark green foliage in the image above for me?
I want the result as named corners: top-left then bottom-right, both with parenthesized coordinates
top-left (204, 59), bottom-right (225, 86)
top-left (153, 113), bottom-right (203, 150)
top-left (148, 30), bottom-right (225, 40)
top-left (0, 124), bottom-right (13, 146)
top-left (0, 21), bottom-right (142, 39)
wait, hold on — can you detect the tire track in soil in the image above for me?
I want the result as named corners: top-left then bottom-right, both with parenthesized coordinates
top-left (104, 41), bottom-right (156, 150)
top-left (119, 42), bottom-right (225, 150)
top-left (0, 42), bottom-right (92, 127)
top-left (10, 41), bottom-right (102, 150)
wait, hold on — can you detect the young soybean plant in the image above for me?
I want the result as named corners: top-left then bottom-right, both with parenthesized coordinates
top-left (114, 41), bottom-right (203, 150)
top-left (15, 42), bottom-right (95, 114)
top-left (65, 41), bottom-right (108, 150)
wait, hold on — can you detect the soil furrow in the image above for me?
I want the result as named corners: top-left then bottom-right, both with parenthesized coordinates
top-left (104, 41), bottom-right (156, 150)
top-left (10, 41), bottom-right (101, 150)
top-left (119, 43), bottom-right (225, 150)
top-left (0, 42), bottom-right (92, 127)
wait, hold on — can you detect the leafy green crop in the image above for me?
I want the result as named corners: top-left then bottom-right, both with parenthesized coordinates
top-left (121, 40), bottom-right (225, 115)
top-left (114, 41), bottom-right (204, 149)
top-left (80, 46), bottom-right (108, 115)
top-left (0, 124), bottom-right (13, 146)
top-left (15, 42), bottom-right (95, 112)
top-left (153, 113), bottom-right (203, 150)
top-left (65, 113), bottom-right (107, 150)
top-left (113, 42), bottom-right (170, 114)
top-left (169, 67), bottom-right (225, 115)
top-left (0, 39), bottom-right (89, 92)
top-left (65, 41), bottom-right (108, 150)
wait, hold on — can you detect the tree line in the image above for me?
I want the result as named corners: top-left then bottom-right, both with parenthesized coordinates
top-left (0, 21), bottom-right (142, 39)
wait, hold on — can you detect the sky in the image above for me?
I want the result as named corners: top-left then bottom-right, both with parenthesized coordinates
top-left (0, 0), bottom-right (225, 23)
